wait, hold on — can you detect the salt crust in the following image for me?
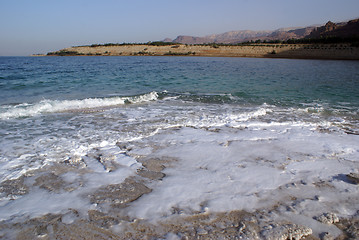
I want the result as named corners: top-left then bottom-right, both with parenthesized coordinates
top-left (0, 115), bottom-right (358, 238)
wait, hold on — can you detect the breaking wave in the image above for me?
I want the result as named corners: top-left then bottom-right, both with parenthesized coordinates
top-left (0, 91), bottom-right (159, 119)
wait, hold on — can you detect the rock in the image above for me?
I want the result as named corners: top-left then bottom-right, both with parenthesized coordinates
top-left (16, 218), bottom-right (119, 240)
top-left (0, 176), bottom-right (28, 199)
top-left (89, 178), bottom-right (152, 208)
top-left (63, 156), bottom-right (87, 168)
top-left (346, 173), bottom-right (359, 184)
top-left (196, 228), bottom-right (208, 235)
top-left (346, 221), bottom-right (359, 239)
top-left (320, 231), bottom-right (334, 240)
top-left (315, 213), bottom-right (339, 225)
top-left (261, 223), bottom-right (312, 240)
top-left (34, 173), bottom-right (67, 193)
top-left (97, 154), bottom-right (120, 172)
top-left (140, 158), bottom-right (165, 172)
top-left (88, 210), bottom-right (119, 228)
top-left (137, 169), bottom-right (165, 180)
top-left (116, 142), bottom-right (132, 152)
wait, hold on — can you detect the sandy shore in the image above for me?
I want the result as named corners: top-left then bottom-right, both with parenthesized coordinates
top-left (46, 44), bottom-right (359, 60)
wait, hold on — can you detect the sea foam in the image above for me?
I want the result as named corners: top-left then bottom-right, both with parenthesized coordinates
top-left (0, 91), bottom-right (158, 119)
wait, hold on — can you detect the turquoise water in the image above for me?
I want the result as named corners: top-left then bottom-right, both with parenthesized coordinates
top-left (1, 56), bottom-right (359, 168)
top-left (1, 56), bottom-right (358, 107)
top-left (0, 56), bottom-right (359, 231)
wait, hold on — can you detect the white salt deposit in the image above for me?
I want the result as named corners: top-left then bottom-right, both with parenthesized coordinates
top-left (0, 97), bottom-right (358, 238)
top-left (124, 122), bottom-right (359, 237)
top-left (0, 141), bottom-right (141, 220)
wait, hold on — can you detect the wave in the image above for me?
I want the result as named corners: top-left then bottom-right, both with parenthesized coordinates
top-left (185, 107), bottom-right (270, 128)
top-left (159, 91), bottom-right (242, 104)
top-left (0, 91), bottom-right (159, 119)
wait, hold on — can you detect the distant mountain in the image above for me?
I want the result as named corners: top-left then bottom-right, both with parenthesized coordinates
top-left (162, 38), bottom-right (173, 43)
top-left (307, 19), bottom-right (359, 39)
top-left (172, 36), bottom-right (211, 44)
top-left (172, 30), bottom-right (272, 44)
top-left (166, 18), bottom-right (359, 44)
top-left (170, 28), bottom-right (314, 44)
top-left (205, 30), bottom-right (272, 43)
top-left (264, 27), bottom-right (316, 41)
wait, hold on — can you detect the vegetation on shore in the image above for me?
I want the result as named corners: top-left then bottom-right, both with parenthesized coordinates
top-left (67, 35), bottom-right (359, 49)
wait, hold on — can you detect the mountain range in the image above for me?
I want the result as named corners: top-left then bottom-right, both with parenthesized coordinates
top-left (163, 18), bottom-right (359, 44)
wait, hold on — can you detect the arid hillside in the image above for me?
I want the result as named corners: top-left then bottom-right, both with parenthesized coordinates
top-left (46, 43), bottom-right (359, 60)
top-left (167, 18), bottom-right (359, 44)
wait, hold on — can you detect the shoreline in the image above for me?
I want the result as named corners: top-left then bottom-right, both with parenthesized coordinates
top-left (3, 51), bottom-right (359, 240)
top-left (1, 154), bottom-right (358, 239)
top-left (42, 43), bottom-right (359, 60)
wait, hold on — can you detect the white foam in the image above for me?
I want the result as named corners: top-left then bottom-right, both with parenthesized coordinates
top-left (185, 107), bottom-right (270, 128)
top-left (1, 95), bottom-right (358, 237)
top-left (0, 91), bottom-right (158, 119)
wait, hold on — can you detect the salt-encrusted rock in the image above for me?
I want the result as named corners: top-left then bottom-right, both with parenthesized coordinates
top-left (89, 178), bottom-right (152, 208)
top-left (320, 231), bottom-right (334, 240)
top-left (34, 173), bottom-right (67, 193)
top-left (0, 176), bottom-right (28, 199)
top-left (97, 154), bottom-right (120, 172)
top-left (140, 158), bottom-right (165, 172)
top-left (116, 142), bottom-right (133, 154)
top-left (261, 223), bottom-right (312, 240)
top-left (87, 210), bottom-right (119, 228)
top-left (315, 213), bottom-right (339, 225)
top-left (15, 213), bottom-right (119, 240)
top-left (137, 169), bottom-right (165, 180)
top-left (346, 172), bottom-right (359, 184)
top-left (63, 156), bottom-right (87, 168)
top-left (196, 228), bottom-right (208, 235)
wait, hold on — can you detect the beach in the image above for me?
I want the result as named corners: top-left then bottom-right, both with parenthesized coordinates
top-left (0, 56), bottom-right (359, 239)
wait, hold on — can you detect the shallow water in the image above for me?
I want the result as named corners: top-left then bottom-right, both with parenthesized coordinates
top-left (0, 56), bottom-right (358, 238)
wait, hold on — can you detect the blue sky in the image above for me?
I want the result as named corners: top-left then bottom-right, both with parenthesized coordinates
top-left (1, 0), bottom-right (358, 56)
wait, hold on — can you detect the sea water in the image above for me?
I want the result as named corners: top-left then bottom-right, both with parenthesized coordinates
top-left (0, 56), bottom-right (359, 236)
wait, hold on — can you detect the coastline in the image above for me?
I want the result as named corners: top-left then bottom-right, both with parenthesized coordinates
top-left (42, 43), bottom-right (359, 60)
top-left (1, 56), bottom-right (359, 239)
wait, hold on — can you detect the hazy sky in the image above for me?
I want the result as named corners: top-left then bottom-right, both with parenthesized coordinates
top-left (1, 0), bottom-right (358, 56)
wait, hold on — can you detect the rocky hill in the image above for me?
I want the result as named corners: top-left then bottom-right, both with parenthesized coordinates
top-left (307, 19), bottom-right (359, 39)
top-left (172, 36), bottom-right (211, 44)
top-left (172, 30), bottom-right (272, 44)
top-left (167, 18), bottom-right (358, 44)
top-left (265, 27), bottom-right (316, 41)
top-left (169, 27), bottom-right (315, 44)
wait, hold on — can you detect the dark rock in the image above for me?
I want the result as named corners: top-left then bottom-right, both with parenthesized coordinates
top-left (346, 173), bottom-right (359, 184)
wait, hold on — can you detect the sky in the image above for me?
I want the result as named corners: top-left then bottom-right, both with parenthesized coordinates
top-left (0, 0), bottom-right (358, 56)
